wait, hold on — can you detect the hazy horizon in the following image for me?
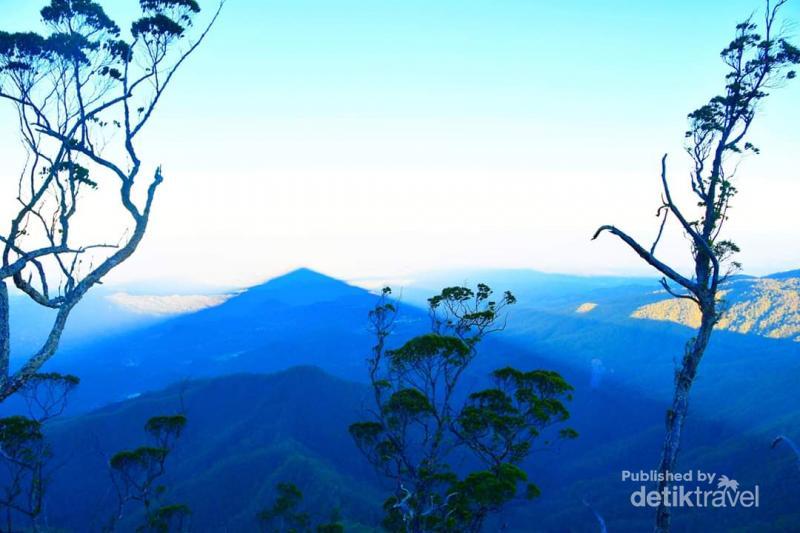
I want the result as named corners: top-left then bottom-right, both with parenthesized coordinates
top-left (6, 263), bottom-right (793, 297)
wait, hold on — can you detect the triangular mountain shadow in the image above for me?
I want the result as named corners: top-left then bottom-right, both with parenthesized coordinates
top-left (17, 268), bottom-right (419, 415)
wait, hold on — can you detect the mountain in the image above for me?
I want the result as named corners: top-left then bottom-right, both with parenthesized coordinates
top-left (422, 268), bottom-right (800, 343)
top-left (36, 362), bottom-right (800, 532)
top-left (15, 268), bottom-right (421, 413)
top-left (7, 267), bottom-right (800, 531)
top-left (766, 269), bottom-right (800, 280)
top-left (393, 268), bottom-right (656, 314)
top-left (15, 267), bottom-right (795, 374)
top-left (631, 274), bottom-right (800, 341)
top-left (10, 284), bottom-right (232, 362)
top-left (10, 266), bottom-right (799, 418)
top-left (43, 367), bottom-right (384, 532)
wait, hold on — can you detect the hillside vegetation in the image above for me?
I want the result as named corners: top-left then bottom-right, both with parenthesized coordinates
top-left (632, 275), bottom-right (800, 341)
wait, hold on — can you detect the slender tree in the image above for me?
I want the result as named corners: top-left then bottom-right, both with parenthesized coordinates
top-left (257, 482), bottom-right (344, 533)
top-left (0, 0), bottom-right (222, 402)
top-left (258, 482), bottom-right (311, 533)
top-left (350, 286), bottom-right (576, 532)
top-left (592, 2), bottom-right (799, 531)
top-left (106, 414), bottom-right (189, 532)
top-left (0, 372), bottom-right (79, 531)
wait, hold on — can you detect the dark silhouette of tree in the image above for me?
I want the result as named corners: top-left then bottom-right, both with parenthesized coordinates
top-left (0, 0), bottom-right (223, 402)
top-left (0, 372), bottom-right (78, 531)
top-left (257, 482), bottom-right (344, 533)
top-left (0, 416), bottom-right (45, 531)
top-left (350, 286), bottom-right (576, 532)
top-left (591, 2), bottom-right (799, 531)
top-left (106, 414), bottom-right (189, 532)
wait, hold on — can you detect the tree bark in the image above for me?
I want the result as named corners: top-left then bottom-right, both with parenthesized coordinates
top-left (0, 280), bottom-right (9, 384)
top-left (0, 304), bottom-right (73, 402)
top-left (653, 309), bottom-right (715, 532)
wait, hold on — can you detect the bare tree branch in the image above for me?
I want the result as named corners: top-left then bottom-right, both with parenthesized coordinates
top-left (0, 0), bottom-right (223, 399)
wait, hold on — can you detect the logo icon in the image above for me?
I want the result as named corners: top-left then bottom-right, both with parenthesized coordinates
top-left (716, 475), bottom-right (739, 493)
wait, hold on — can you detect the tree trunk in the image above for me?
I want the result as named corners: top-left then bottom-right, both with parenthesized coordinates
top-left (0, 304), bottom-right (73, 402)
top-left (654, 310), bottom-right (715, 532)
top-left (0, 280), bottom-right (9, 383)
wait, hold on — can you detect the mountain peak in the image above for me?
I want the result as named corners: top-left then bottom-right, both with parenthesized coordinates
top-left (244, 267), bottom-right (365, 305)
top-left (254, 267), bottom-right (346, 289)
top-left (276, 267), bottom-right (334, 282)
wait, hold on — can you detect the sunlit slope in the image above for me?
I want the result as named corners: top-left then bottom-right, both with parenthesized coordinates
top-left (632, 273), bottom-right (800, 341)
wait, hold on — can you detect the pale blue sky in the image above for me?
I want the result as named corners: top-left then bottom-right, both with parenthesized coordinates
top-left (0, 0), bottom-right (798, 287)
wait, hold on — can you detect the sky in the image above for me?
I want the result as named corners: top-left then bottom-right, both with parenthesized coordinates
top-left (0, 0), bottom-right (798, 289)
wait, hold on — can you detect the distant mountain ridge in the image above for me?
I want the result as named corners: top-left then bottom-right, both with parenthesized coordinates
top-left (765, 269), bottom-right (800, 280)
top-left (401, 267), bottom-right (800, 342)
top-left (14, 267), bottom-right (798, 360)
top-left (630, 273), bottom-right (800, 341)
top-left (10, 266), bottom-right (797, 415)
top-left (10, 267), bottom-right (800, 531)
top-left (13, 268), bottom-right (424, 413)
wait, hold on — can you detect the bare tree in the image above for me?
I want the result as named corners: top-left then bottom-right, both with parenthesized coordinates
top-left (592, 2), bottom-right (799, 531)
top-left (0, 0), bottom-right (223, 402)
